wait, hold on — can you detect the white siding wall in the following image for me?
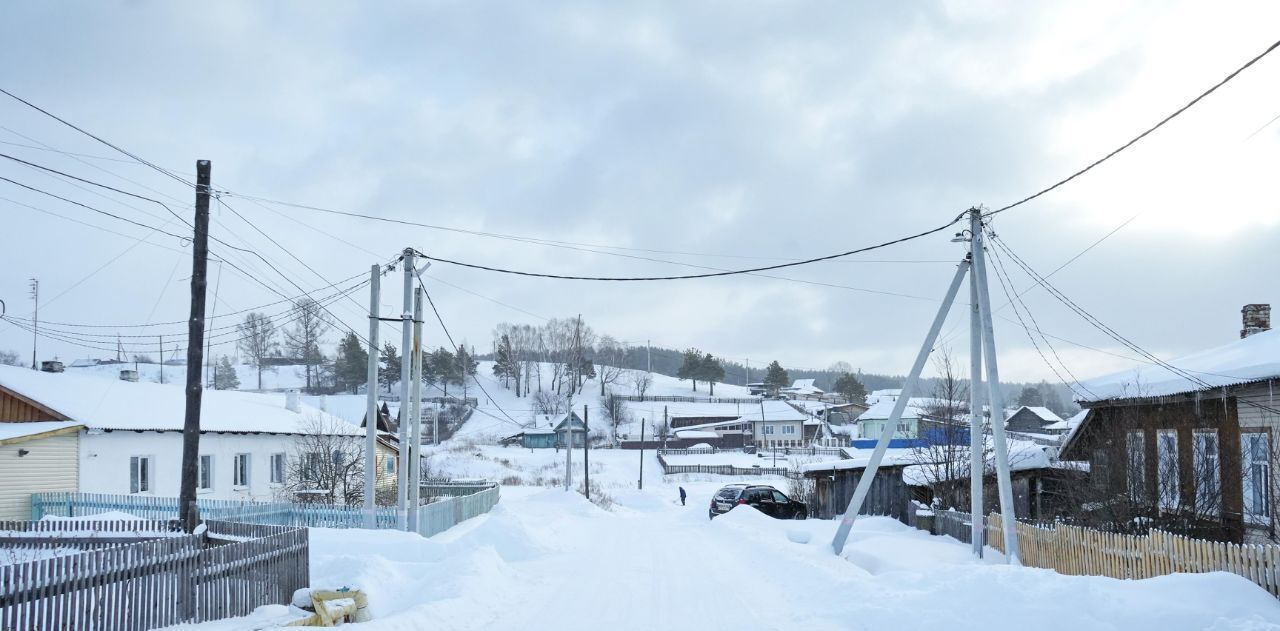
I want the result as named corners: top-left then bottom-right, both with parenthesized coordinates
top-left (79, 432), bottom-right (302, 502)
top-left (0, 432), bottom-right (79, 520)
top-left (754, 421), bottom-right (804, 447)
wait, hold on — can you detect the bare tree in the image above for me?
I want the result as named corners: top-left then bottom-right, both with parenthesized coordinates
top-left (908, 348), bottom-right (976, 510)
top-left (532, 390), bottom-right (568, 416)
top-left (601, 393), bottom-right (629, 443)
top-left (628, 370), bottom-right (653, 398)
top-left (236, 312), bottom-right (278, 390)
top-left (0, 349), bottom-right (21, 366)
top-left (279, 415), bottom-right (366, 505)
top-left (283, 298), bottom-right (332, 393)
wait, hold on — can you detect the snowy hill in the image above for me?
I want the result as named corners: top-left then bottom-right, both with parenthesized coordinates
top-left (451, 361), bottom-right (753, 442)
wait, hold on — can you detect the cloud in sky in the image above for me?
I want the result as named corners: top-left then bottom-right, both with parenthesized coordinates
top-left (1, 1), bottom-right (1278, 387)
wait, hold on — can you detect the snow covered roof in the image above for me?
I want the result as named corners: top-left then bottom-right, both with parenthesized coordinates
top-left (619, 399), bottom-right (806, 423)
top-left (902, 441), bottom-right (1051, 486)
top-left (781, 379), bottom-right (824, 395)
top-left (1008, 406), bottom-right (1063, 423)
top-left (1077, 328), bottom-right (1280, 402)
top-left (855, 398), bottom-right (933, 421)
top-left (674, 430), bottom-right (719, 439)
top-left (1044, 409), bottom-right (1086, 432)
top-left (0, 365), bottom-right (361, 435)
top-left (0, 420), bottom-right (83, 444)
top-left (799, 448), bottom-right (919, 473)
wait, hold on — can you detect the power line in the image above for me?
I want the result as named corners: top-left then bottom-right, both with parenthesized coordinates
top-left (986, 231), bottom-right (1280, 416)
top-left (226, 190), bottom-right (955, 265)
top-left (984, 230), bottom-right (1097, 401)
top-left (0, 88), bottom-right (193, 187)
top-left (986, 37), bottom-right (1280, 218)
top-left (417, 277), bottom-right (525, 428)
top-left (404, 214), bottom-right (963, 282)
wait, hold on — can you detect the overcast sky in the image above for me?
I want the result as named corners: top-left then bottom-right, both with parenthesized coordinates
top-left (1, 1), bottom-right (1278, 389)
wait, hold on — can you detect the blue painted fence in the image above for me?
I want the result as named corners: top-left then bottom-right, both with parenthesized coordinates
top-left (31, 485), bottom-right (501, 538)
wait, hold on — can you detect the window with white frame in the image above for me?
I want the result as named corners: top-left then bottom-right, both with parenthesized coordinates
top-left (782, 425), bottom-right (796, 435)
top-left (233, 453), bottom-right (251, 488)
top-left (763, 425), bottom-right (775, 435)
top-left (1157, 430), bottom-right (1180, 510)
top-left (198, 454), bottom-right (213, 491)
top-left (1126, 431), bottom-right (1145, 501)
top-left (1192, 430), bottom-right (1220, 515)
top-left (129, 456), bottom-right (152, 494)
top-left (270, 453), bottom-right (286, 484)
top-left (384, 455), bottom-right (396, 475)
top-left (1242, 432), bottom-right (1271, 524)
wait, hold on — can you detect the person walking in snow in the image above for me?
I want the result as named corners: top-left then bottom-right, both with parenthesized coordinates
top-left (679, 487), bottom-right (687, 506)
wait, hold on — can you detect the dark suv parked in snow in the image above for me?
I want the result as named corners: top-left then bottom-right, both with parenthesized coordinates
top-left (708, 484), bottom-right (808, 520)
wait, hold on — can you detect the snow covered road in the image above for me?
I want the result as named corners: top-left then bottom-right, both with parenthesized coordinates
top-left (186, 481), bottom-right (1280, 631)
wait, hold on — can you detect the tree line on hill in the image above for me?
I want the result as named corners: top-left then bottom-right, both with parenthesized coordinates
top-left (217, 298), bottom-right (479, 396)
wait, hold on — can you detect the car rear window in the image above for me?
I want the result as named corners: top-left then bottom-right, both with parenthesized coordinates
top-left (715, 488), bottom-right (741, 500)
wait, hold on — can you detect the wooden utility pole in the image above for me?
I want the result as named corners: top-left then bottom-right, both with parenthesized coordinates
top-left (582, 404), bottom-right (589, 500)
top-left (179, 160), bottom-right (212, 533)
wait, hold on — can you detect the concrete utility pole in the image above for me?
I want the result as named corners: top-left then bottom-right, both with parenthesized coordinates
top-left (970, 209), bottom-right (1021, 564)
top-left (178, 159), bottom-right (212, 534)
top-left (968, 247), bottom-right (985, 559)
top-left (397, 248), bottom-right (414, 528)
top-left (28, 278), bottom-right (37, 370)
top-left (363, 264), bottom-right (381, 528)
top-left (582, 405), bottom-right (590, 500)
top-left (564, 315), bottom-right (582, 492)
top-left (831, 258), bottom-right (969, 555)
top-left (159, 335), bottom-right (164, 384)
top-left (637, 418), bottom-right (646, 490)
top-left (205, 261), bottom-right (222, 387)
top-left (407, 288), bottom-right (424, 531)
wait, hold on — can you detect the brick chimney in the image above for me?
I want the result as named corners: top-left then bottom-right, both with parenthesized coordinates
top-left (1241, 304), bottom-right (1271, 339)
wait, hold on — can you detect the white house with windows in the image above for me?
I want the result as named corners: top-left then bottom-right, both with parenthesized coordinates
top-left (0, 365), bottom-right (371, 504)
top-left (854, 398), bottom-right (932, 440)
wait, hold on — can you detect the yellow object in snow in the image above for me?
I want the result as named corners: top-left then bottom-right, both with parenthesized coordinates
top-left (286, 588), bottom-right (371, 626)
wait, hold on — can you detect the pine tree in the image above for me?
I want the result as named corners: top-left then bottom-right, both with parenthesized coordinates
top-left (764, 361), bottom-right (789, 393)
top-left (429, 347), bottom-right (458, 397)
top-left (379, 342), bottom-right (401, 393)
top-left (833, 372), bottom-right (867, 404)
top-left (455, 344), bottom-right (479, 398)
top-left (333, 332), bottom-right (369, 394)
top-left (1015, 385), bottom-right (1044, 408)
top-left (698, 352), bottom-right (725, 396)
top-left (677, 348), bottom-right (703, 392)
top-left (213, 355), bottom-right (240, 390)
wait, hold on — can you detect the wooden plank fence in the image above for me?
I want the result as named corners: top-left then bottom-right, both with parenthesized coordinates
top-left (977, 513), bottom-right (1280, 597)
top-left (0, 520), bottom-right (307, 631)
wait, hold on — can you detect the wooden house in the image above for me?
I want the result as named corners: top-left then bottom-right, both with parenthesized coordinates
top-left (1005, 406), bottom-right (1064, 434)
top-left (0, 421), bottom-right (82, 520)
top-left (1060, 305), bottom-right (1279, 543)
